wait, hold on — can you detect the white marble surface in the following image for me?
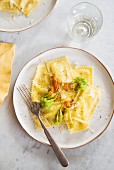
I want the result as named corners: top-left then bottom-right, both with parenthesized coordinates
top-left (0, 0), bottom-right (114, 170)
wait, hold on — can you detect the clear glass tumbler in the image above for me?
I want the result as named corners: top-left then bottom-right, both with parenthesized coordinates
top-left (67, 2), bottom-right (103, 43)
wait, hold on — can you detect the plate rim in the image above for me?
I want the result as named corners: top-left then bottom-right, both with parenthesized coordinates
top-left (0, 0), bottom-right (57, 32)
top-left (13, 46), bottom-right (114, 149)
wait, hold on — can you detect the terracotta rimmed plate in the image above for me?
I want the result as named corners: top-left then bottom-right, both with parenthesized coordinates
top-left (13, 47), bottom-right (114, 149)
top-left (0, 0), bottom-right (57, 32)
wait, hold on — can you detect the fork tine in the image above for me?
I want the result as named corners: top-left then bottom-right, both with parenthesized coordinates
top-left (23, 84), bottom-right (31, 98)
top-left (17, 86), bottom-right (31, 110)
top-left (20, 85), bottom-right (31, 104)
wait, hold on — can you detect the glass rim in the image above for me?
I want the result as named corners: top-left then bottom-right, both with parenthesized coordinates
top-left (71, 2), bottom-right (103, 29)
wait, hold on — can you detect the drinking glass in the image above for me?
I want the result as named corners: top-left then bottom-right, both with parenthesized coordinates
top-left (67, 2), bottom-right (103, 43)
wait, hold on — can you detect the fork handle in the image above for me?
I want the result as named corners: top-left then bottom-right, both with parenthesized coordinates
top-left (38, 118), bottom-right (69, 167)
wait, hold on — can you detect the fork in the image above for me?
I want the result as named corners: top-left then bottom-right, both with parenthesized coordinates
top-left (17, 85), bottom-right (69, 167)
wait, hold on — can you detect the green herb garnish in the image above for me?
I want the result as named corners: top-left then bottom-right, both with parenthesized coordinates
top-left (54, 108), bottom-right (63, 126)
top-left (73, 77), bottom-right (88, 91)
top-left (41, 94), bottom-right (56, 109)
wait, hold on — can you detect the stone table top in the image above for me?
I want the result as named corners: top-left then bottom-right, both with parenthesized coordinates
top-left (0, 0), bottom-right (114, 170)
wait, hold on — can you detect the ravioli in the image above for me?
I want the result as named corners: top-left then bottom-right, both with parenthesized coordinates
top-left (0, 1), bottom-right (19, 14)
top-left (64, 86), bottom-right (100, 125)
top-left (46, 56), bottom-right (73, 82)
top-left (31, 65), bottom-right (50, 102)
top-left (14, 0), bottom-right (42, 16)
top-left (67, 121), bottom-right (89, 134)
top-left (31, 103), bottom-right (61, 130)
top-left (30, 56), bottom-right (100, 134)
top-left (0, 0), bottom-right (42, 16)
top-left (31, 112), bottom-right (51, 130)
top-left (72, 66), bottom-right (93, 85)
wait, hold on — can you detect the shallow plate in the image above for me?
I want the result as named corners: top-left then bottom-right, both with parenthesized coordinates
top-left (0, 0), bottom-right (57, 32)
top-left (13, 47), bottom-right (114, 149)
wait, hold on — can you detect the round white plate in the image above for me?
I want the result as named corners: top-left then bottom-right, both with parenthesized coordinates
top-left (13, 47), bottom-right (114, 149)
top-left (0, 0), bottom-right (57, 32)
